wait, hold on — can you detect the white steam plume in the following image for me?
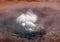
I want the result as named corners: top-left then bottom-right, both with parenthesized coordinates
top-left (16, 9), bottom-right (37, 24)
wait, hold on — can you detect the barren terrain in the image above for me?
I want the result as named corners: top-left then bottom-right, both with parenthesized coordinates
top-left (0, 2), bottom-right (60, 42)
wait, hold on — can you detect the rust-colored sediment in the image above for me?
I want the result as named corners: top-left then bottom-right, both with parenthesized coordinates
top-left (0, 0), bottom-right (60, 42)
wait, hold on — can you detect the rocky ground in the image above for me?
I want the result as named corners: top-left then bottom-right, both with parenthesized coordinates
top-left (0, 2), bottom-right (60, 42)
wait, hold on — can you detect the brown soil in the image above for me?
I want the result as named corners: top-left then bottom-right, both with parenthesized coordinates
top-left (0, 2), bottom-right (60, 42)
